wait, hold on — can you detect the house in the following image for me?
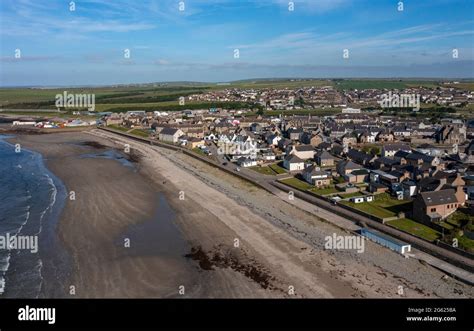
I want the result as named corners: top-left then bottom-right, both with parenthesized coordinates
top-left (405, 152), bottom-right (440, 167)
top-left (435, 124), bottom-right (467, 145)
top-left (300, 132), bottom-right (323, 146)
top-left (370, 169), bottom-right (400, 187)
top-left (105, 114), bottom-right (123, 126)
top-left (302, 165), bottom-right (331, 187)
top-left (373, 156), bottom-right (399, 170)
top-left (265, 133), bottom-right (281, 146)
top-left (260, 152), bottom-right (276, 161)
top-left (315, 150), bottom-right (336, 167)
top-left (413, 189), bottom-right (460, 223)
top-left (381, 144), bottom-right (411, 157)
top-left (347, 149), bottom-right (376, 166)
top-left (237, 157), bottom-right (257, 168)
top-left (376, 130), bottom-right (395, 142)
top-left (401, 180), bottom-right (417, 198)
top-left (346, 169), bottom-right (369, 183)
top-left (392, 126), bottom-right (411, 137)
top-left (337, 160), bottom-right (362, 176)
top-left (283, 154), bottom-right (305, 172)
top-left (159, 127), bottom-right (184, 143)
top-left (187, 137), bottom-right (205, 149)
top-left (278, 138), bottom-right (292, 151)
top-left (341, 134), bottom-right (357, 147)
top-left (288, 144), bottom-right (314, 160)
top-left (287, 128), bottom-right (303, 140)
top-left (249, 123), bottom-right (262, 133)
top-left (357, 131), bottom-right (376, 144)
top-left (368, 182), bottom-right (389, 194)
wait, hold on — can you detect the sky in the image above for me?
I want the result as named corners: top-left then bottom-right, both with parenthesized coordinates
top-left (0, 0), bottom-right (473, 86)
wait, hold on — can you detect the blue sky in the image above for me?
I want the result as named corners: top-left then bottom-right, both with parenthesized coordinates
top-left (1, 0), bottom-right (473, 86)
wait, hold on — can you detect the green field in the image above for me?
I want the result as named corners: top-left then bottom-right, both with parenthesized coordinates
top-left (387, 218), bottom-right (441, 242)
top-left (333, 79), bottom-right (440, 91)
top-left (3, 79), bottom-right (472, 115)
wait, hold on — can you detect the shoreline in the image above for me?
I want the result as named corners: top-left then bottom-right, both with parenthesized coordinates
top-left (0, 135), bottom-right (69, 298)
top-left (6, 132), bottom-right (199, 298)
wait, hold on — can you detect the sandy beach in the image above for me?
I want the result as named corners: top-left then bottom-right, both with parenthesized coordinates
top-left (8, 130), bottom-right (474, 298)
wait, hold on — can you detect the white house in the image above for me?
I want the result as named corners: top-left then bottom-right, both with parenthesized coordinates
top-left (381, 144), bottom-right (411, 157)
top-left (237, 157), bottom-right (257, 168)
top-left (159, 128), bottom-right (184, 143)
top-left (283, 154), bottom-right (305, 172)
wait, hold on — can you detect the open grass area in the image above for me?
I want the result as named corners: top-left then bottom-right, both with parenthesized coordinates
top-left (269, 163), bottom-right (287, 174)
top-left (456, 235), bottom-right (474, 253)
top-left (447, 209), bottom-right (474, 227)
top-left (250, 166), bottom-right (275, 176)
top-left (387, 218), bottom-right (441, 242)
top-left (107, 124), bottom-right (129, 132)
top-left (129, 129), bottom-right (150, 138)
top-left (341, 200), bottom-right (396, 218)
top-left (309, 186), bottom-right (339, 196)
top-left (373, 193), bottom-right (412, 212)
top-left (279, 177), bottom-right (313, 191)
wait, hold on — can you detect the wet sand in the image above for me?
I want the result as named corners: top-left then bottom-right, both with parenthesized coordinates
top-left (9, 132), bottom-right (273, 298)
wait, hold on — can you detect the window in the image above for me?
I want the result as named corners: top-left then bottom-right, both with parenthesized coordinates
top-left (430, 208), bottom-right (436, 212)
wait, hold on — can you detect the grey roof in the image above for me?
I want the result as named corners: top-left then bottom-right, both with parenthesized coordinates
top-left (383, 144), bottom-right (411, 151)
top-left (338, 160), bottom-right (361, 171)
top-left (302, 164), bottom-right (328, 176)
top-left (284, 154), bottom-right (304, 163)
top-left (419, 189), bottom-right (458, 206)
top-left (352, 169), bottom-right (369, 176)
top-left (295, 145), bottom-right (314, 152)
top-left (160, 127), bottom-right (180, 135)
top-left (347, 149), bottom-right (374, 163)
top-left (406, 152), bottom-right (435, 163)
top-left (316, 150), bottom-right (336, 160)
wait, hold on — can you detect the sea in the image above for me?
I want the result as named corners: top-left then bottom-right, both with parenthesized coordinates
top-left (0, 135), bottom-right (69, 298)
